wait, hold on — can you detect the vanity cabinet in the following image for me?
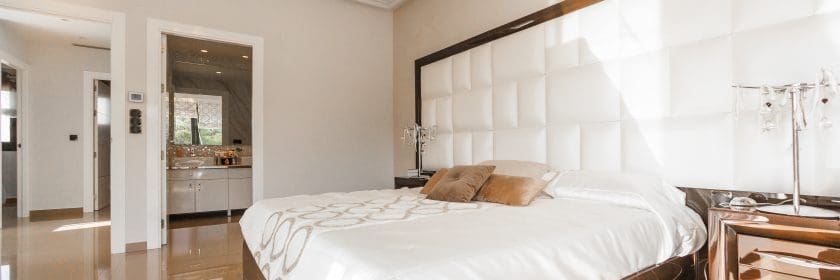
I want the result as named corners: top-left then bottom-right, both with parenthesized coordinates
top-left (167, 167), bottom-right (252, 215)
top-left (195, 179), bottom-right (229, 212)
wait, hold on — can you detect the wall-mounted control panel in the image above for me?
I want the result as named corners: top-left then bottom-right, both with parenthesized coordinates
top-left (128, 91), bottom-right (144, 103)
top-left (129, 109), bottom-right (142, 134)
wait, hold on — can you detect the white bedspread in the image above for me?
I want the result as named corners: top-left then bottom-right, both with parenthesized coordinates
top-left (240, 188), bottom-right (705, 280)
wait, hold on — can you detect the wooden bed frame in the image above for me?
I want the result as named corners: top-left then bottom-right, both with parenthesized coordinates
top-left (244, 245), bottom-right (701, 280)
top-left (242, 244), bottom-right (704, 280)
top-left (241, 186), bottom-right (711, 280)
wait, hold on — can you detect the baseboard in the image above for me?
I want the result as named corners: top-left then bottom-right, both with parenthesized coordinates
top-left (125, 241), bottom-right (147, 252)
top-left (29, 207), bottom-right (83, 221)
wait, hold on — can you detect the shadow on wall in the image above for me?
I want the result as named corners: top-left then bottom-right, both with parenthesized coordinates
top-left (565, 0), bottom-right (840, 196)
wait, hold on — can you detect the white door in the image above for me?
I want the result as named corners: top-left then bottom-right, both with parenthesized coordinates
top-left (94, 80), bottom-right (111, 210)
top-left (161, 34), bottom-right (169, 244)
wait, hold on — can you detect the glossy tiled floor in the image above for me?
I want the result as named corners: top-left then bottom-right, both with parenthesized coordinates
top-left (1, 205), bottom-right (245, 279)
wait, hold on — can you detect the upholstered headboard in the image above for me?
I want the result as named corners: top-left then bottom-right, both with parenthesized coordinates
top-left (415, 0), bottom-right (840, 196)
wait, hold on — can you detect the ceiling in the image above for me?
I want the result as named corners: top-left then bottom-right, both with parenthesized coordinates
top-left (167, 35), bottom-right (252, 80)
top-left (0, 7), bottom-right (111, 48)
top-left (353, 0), bottom-right (408, 10)
top-left (167, 35), bottom-right (252, 60)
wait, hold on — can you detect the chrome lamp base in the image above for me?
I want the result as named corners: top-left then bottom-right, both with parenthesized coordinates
top-left (757, 204), bottom-right (840, 219)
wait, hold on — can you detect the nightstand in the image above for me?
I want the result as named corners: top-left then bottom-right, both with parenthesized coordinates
top-left (706, 193), bottom-right (840, 279)
top-left (394, 176), bottom-right (428, 189)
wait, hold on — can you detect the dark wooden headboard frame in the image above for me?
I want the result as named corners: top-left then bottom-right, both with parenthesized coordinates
top-left (412, 0), bottom-right (603, 169)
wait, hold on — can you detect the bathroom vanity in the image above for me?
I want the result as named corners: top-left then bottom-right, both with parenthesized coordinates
top-left (166, 165), bottom-right (252, 215)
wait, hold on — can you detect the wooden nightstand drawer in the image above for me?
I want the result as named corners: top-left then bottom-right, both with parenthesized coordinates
top-left (394, 176), bottom-right (428, 189)
top-left (708, 204), bottom-right (840, 280)
top-left (738, 266), bottom-right (810, 279)
top-left (738, 234), bottom-right (840, 279)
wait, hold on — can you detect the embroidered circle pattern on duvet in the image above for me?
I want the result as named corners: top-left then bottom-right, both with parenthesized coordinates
top-left (254, 194), bottom-right (491, 279)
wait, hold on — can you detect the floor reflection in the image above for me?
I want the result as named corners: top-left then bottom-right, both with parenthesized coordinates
top-left (1, 205), bottom-right (244, 279)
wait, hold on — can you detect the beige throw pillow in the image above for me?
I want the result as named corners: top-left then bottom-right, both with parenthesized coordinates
top-left (426, 165), bottom-right (495, 203)
top-left (420, 168), bottom-right (449, 195)
top-left (474, 174), bottom-right (549, 206)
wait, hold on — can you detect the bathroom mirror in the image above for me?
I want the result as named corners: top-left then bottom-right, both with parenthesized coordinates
top-left (166, 35), bottom-right (252, 145)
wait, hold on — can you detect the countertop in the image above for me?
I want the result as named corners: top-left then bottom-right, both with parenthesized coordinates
top-left (167, 165), bottom-right (252, 170)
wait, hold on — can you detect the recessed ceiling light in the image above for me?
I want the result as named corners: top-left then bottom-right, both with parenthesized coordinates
top-left (242, 55), bottom-right (249, 59)
top-left (215, 71), bottom-right (222, 74)
top-left (200, 49), bottom-right (208, 53)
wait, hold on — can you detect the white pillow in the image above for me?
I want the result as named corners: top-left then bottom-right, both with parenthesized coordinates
top-left (545, 170), bottom-right (685, 206)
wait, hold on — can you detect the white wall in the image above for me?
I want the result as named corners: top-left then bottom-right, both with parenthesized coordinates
top-left (2, 18), bottom-right (113, 211)
top-left (39, 0), bottom-right (394, 244)
top-left (27, 43), bottom-right (109, 210)
top-left (0, 20), bottom-right (27, 60)
top-left (411, 0), bottom-right (840, 197)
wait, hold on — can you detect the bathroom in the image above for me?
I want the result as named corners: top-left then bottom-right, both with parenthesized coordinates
top-left (164, 35), bottom-right (253, 226)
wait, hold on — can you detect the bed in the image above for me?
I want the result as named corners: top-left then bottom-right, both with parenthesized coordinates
top-left (239, 171), bottom-right (707, 280)
top-left (240, 1), bottom-right (713, 277)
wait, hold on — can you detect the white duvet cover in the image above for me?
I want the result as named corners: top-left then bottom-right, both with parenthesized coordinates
top-left (240, 187), bottom-right (705, 280)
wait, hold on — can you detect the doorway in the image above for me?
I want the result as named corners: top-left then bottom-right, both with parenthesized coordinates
top-left (1, 64), bottom-right (19, 223)
top-left (83, 71), bottom-right (110, 213)
top-left (146, 19), bottom-right (265, 249)
top-left (161, 34), bottom-right (254, 244)
top-left (0, 2), bottom-right (128, 253)
top-left (94, 79), bottom-right (111, 210)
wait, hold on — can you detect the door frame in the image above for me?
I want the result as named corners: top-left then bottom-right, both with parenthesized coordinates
top-left (82, 71), bottom-right (110, 213)
top-left (0, 0), bottom-right (129, 254)
top-left (0, 48), bottom-right (29, 220)
top-left (145, 18), bottom-right (265, 249)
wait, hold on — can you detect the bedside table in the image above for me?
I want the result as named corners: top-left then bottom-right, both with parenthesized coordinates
top-left (394, 176), bottom-right (428, 189)
top-left (706, 193), bottom-right (840, 279)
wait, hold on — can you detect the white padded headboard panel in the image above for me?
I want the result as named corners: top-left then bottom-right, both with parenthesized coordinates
top-left (418, 0), bottom-right (840, 196)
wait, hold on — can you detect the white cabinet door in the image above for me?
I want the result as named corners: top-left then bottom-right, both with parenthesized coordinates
top-left (167, 180), bottom-right (195, 215)
top-left (195, 179), bottom-right (228, 212)
top-left (228, 178), bottom-right (253, 209)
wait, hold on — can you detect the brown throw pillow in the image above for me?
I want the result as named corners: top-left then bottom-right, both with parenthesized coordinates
top-left (426, 165), bottom-right (495, 203)
top-left (474, 174), bottom-right (548, 206)
top-left (420, 168), bottom-right (449, 195)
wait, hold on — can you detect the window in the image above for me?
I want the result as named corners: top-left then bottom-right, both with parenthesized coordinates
top-left (0, 116), bottom-right (15, 151)
top-left (1, 77), bottom-right (16, 151)
top-left (173, 93), bottom-right (222, 145)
